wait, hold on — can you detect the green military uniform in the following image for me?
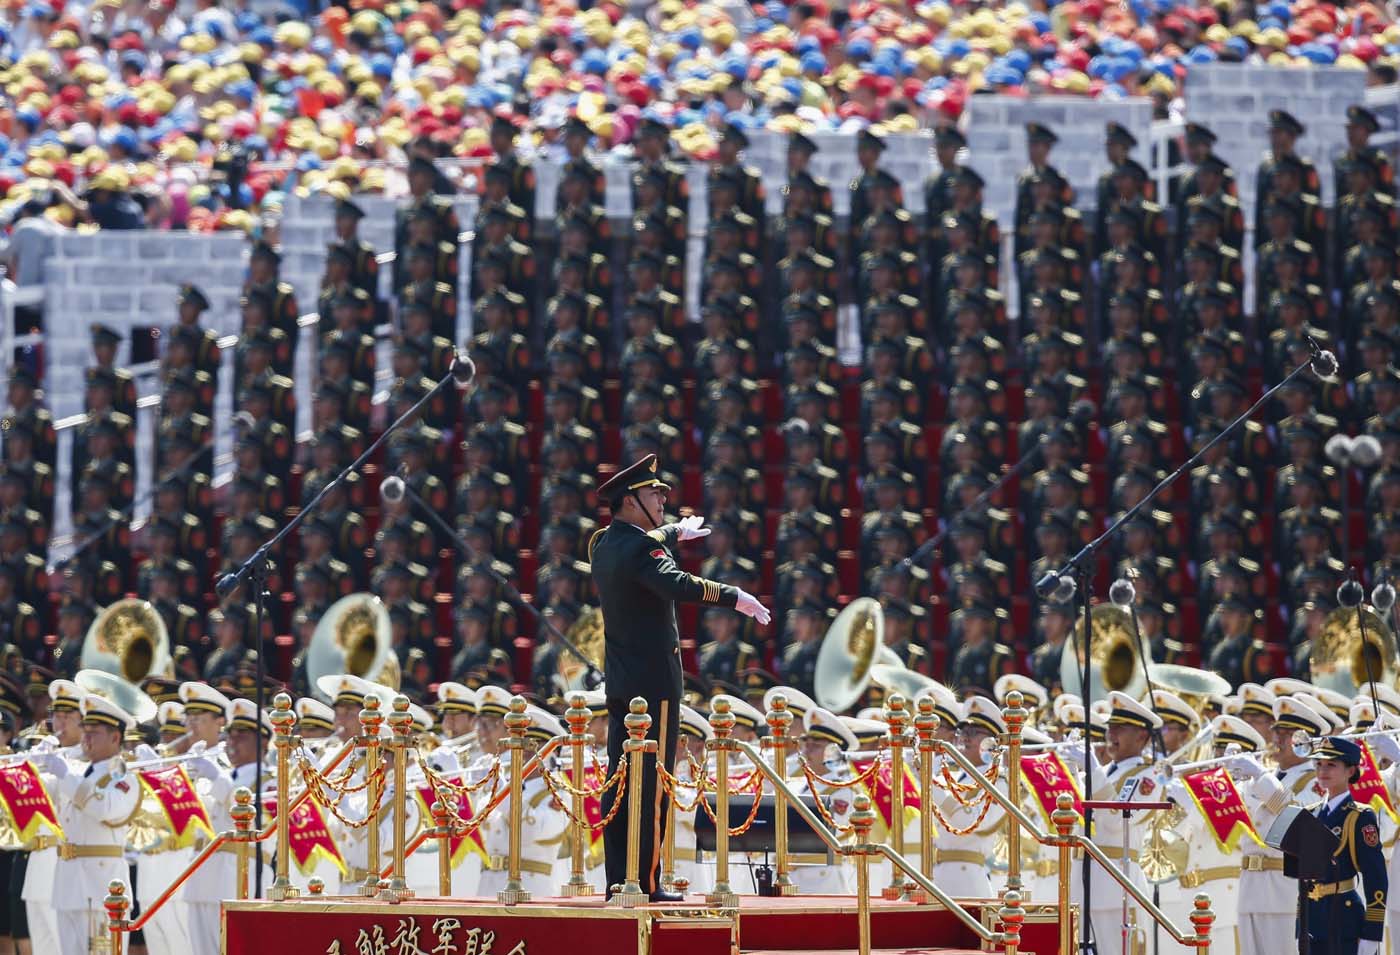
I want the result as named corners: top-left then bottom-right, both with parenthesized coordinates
top-left (589, 454), bottom-right (740, 898)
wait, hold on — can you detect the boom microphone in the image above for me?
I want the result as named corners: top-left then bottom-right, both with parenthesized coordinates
top-left (381, 476), bottom-right (407, 504)
top-left (452, 352), bottom-right (476, 390)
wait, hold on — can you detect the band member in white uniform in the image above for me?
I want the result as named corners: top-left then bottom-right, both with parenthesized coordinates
top-left (932, 696), bottom-right (1008, 899)
top-left (22, 680), bottom-right (84, 955)
top-left (790, 706), bottom-right (858, 894)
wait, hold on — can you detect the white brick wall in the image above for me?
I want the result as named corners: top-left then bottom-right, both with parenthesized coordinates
top-left (1184, 63), bottom-right (1366, 211)
top-left (963, 96), bottom-right (1155, 225)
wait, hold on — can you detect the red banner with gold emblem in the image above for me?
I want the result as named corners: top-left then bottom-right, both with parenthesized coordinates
top-left (262, 796), bottom-right (347, 876)
top-left (137, 765), bottom-right (213, 848)
top-left (1019, 751), bottom-right (1083, 824)
top-left (1181, 766), bottom-right (1265, 851)
top-left (0, 761), bottom-right (62, 842)
top-left (412, 784), bottom-right (489, 869)
top-left (580, 763), bottom-right (606, 867)
top-left (850, 756), bottom-right (920, 834)
top-left (1352, 743), bottom-right (1399, 823)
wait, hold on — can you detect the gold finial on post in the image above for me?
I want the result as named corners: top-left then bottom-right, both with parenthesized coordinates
top-left (881, 693), bottom-right (910, 900)
top-left (705, 696), bottom-right (739, 908)
top-left (1002, 689), bottom-right (1027, 898)
top-left (498, 695), bottom-right (533, 905)
top-left (611, 698), bottom-right (653, 908)
top-left (358, 694), bottom-right (385, 897)
top-left (105, 879), bottom-right (130, 955)
top-left (1190, 892), bottom-right (1215, 955)
top-left (230, 786), bottom-right (255, 901)
top-left (431, 801), bottom-right (452, 897)
top-left (267, 693), bottom-right (299, 901)
top-left (850, 795), bottom-right (876, 955)
top-left (561, 692), bottom-right (597, 897)
top-left (766, 693), bottom-right (797, 896)
top-left (1052, 793), bottom-right (1078, 955)
top-left (911, 695), bottom-right (940, 905)
top-left (379, 694), bottom-right (415, 902)
top-left (1000, 889), bottom-right (1025, 955)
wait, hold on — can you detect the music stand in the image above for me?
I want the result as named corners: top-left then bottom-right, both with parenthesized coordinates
top-left (1265, 805), bottom-right (1341, 955)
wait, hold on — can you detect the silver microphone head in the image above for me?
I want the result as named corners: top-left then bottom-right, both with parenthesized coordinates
top-left (1338, 578), bottom-right (1366, 609)
top-left (1310, 349), bottom-right (1340, 379)
top-left (1051, 575), bottom-right (1078, 604)
top-left (1108, 578), bottom-right (1136, 609)
top-left (1352, 435), bottom-right (1383, 468)
top-left (381, 476), bottom-right (406, 504)
top-left (1372, 582), bottom-right (1397, 614)
top-left (451, 352), bottom-right (476, 390)
top-left (1324, 433), bottom-right (1355, 466)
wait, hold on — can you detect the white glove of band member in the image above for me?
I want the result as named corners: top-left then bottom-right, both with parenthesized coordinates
top-left (671, 514), bottom-right (711, 542)
top-left (185, 756), bottom-right (219, 782)
top-left (1358, 939), bottom-right (1380, 955)
top-left (1368, 730), bottom-right (1400, 767)
top-left (1227, 755), bottom-right (1264, 780)
top-left (735, 589), bottom-right (772, 626)
top-left (133, 744), bottom-right (159, 762)
top-left (34, 751), bottom-right (68, 780)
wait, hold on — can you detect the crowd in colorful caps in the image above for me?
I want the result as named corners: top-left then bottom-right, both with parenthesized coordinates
top-left (0, 0), bottom-right (1398, 718)
top-left (0, 0), bottom-right (1399, 233)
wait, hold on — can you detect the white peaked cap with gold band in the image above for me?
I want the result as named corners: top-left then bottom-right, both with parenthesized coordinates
top-left (764, 685), bottom-right (817, 722)
top-left (1298, 694), bottom-right (1344, 732)
top-left (157, 701), bottom-right (186, 736)
top-left (960, 695), bottom-right (1007, 736)
top-left (680, 704), bottom-right (714, 742)
top-left (525, 706), bottom-right (567, 744)
top-left (408, 702), bottom-right (435, 734)
top-left (917, 682), bottom-right (963, 730)
top-left (1311, 687), bottom-right (1352, 722)
top-left (1350, 698), bottom-right (1378, 729)
top-left (1052, 693), bottom-right (1082, 725)
top-left (179, 681), bottom-right (232, 719)
top-left (295, 697), bottom-right (336, 733)
top-left (994, 674), bottom-right (1048, 712)
top-left (1149, 689), bottom-right (1197, 730)
top-left (839, 716), bottom-right (888, 749)
top-left (1210, 714), bottom-right (1266, 753)
top-left (1273, 694), bottom-right (1330, 736)
top-left (1370, 684), bottom-right (1400, 716)
top-left (81, 693), bottom-right (135, 732)
top-left (1022, 726), bottom-right (1052, 745)
top-left (436, 682), bottom-right (478, 714)
top-left (228, 698), bottom-right (274, 736)
top-left (1237, 683), bottom-right (1277, 720)
top-left (476, 686), bottom-right (513, 718)
top-left (50, 679), bottom-right (85, 712)
top-left (316, 673), bottom-right (382, 709)
top-left (1217, 694), bottom-right (1241, 716)
top-left (805, 706), bottom-right (858, 751)
top-left (855, 706), bottom-right (885, 723)
top-left (712, 694), bottom-right (765, 733)
top-left (1264, 678), bottom-right (1312, 698)
top-left (1106, 690), bottom-right (1163, 729)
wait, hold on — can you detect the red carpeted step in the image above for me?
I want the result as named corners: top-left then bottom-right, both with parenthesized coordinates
top-left (741, 949), bottom-right (985, 955)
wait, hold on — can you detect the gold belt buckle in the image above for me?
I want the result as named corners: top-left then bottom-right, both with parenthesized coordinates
top-left (1308, 882), bottom-right (1327, 902)
top-left (58, 844), bottom-right (75, 862)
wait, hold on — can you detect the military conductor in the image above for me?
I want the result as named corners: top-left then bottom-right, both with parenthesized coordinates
top-left (590, 454), bottom-right (770, 901)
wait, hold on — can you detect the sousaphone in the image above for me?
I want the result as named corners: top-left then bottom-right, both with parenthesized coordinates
top-left (1311, 604), bottom-right (1399, 697)
top-left (307, 593), bottom-right (401, 699)
top-left (81, 599), bottom-right (172, 685)
top-left (816, 597), bottom-right (899, 713)
top-left (557, 606), bottom-right (606, 693)
top-left (1059, 605), bottom-right (1147, 701)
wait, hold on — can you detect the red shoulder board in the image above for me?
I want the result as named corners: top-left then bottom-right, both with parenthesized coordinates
top-left (1364, 823), bottom-right (1380, 847)
top-left (650, 548), bottom-right (666, 560)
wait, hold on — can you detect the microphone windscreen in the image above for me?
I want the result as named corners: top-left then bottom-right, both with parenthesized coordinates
top-left (381, 476), bottom-right (406, 504)
top-left (452, 352), bottom-right (476, 389)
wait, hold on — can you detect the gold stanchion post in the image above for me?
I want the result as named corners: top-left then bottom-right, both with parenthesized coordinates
top-left (911, 696), bottom-right (939, 905)
top-left (1002, 689), bottom-right (1027, 898)
top-left (1000, 889), bottom-right (1025, 955)
top-left (231, 786), bottom-right (255, 901)
top-left (561, 692), bottom-right (596, 897)
top-left (1190, 893), bottom-right (1216, 955)
top-left (359, 695), bottom-right (385, 896)
top-left (104, 880), bottom-right (129, 955)
top-left (380, 695), bottom-right (415, 902)
top-left (432, 801), bottom-right (452, 896)
top-left (268, 693), bottom-right (299, 901)
top-left (705, 697), bottom-right (739, 908)
top-left (611, 698), bottom-right (653, 908)
top-left (1052, 793), bottom-right (1077, 955)
top-left (850, 794), bottom-right (875, 955)
top-left (766, 693), bottom-right (797, 896)
top-left (882, 693), bottom-right (910, 900)
top-left (498, 695), bottom-right (533, 905)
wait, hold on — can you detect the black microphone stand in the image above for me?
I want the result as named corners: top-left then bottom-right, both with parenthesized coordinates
top-left (383, 476), bottom-right (603, 687)
top-left (215, 355), bottom-right (472, 898)
top-left (1036, 350), bottom-right (1329, 955)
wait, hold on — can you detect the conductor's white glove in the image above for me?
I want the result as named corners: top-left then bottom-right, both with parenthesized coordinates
top-left (34, 751), bottom-right (68, 780)
top-left (670, 514), bottom-right (712, 542)
top-left (735, 589), bottom-right (772, 626)
top-left (1358, 940), bottom-right (1380, 955)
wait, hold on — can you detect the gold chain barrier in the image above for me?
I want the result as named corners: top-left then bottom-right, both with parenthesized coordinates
top-left (379, 696), bottom-right (415, 902)
top-left (560, 694), bottom-right (597, 898)
top-left (704, 696), bottom-right (739, 907)
top-left (767, 695), bottom-right (797, 896)
top-left (497, 696), bottom-right (533, 905)
top-left (882, 694), bottom-right (911, 900)
top-left (268, 694), bottom-right (298, 901)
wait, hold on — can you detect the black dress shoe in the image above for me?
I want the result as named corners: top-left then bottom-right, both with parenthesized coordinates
top-left (648, 890), bottom-right (685, 903)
